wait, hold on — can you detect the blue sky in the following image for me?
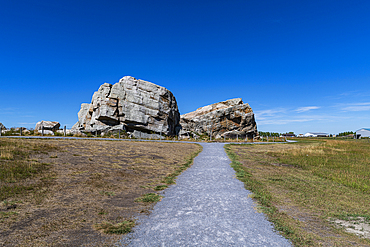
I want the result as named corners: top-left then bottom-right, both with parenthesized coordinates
top-left (1, 0), bottom-right (370, 134)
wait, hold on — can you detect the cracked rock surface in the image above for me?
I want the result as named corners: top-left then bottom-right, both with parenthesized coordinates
top-left (72, 76), bottom-right (180, 138)
top-left (119, 143), bottom-right (291, 246)
top-left (180, 98), bottom-right (258, 140)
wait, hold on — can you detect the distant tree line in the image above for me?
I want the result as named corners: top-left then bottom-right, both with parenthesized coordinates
top-left (337, 131), bottom-right (354, 136)
top-left (258, 131), bottom-right (281, 137)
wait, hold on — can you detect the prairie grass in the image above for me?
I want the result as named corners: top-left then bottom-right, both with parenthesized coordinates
top-left (95, 220), bottom-right (135, 234)
top-left (154, 185), bottom-right (168, 191)
top-left (134, 193), bottom-right (162, 203)
top-left (0, 138), bottom-right (201, 246)
top-left (273, 139), bottom-right (370, 193)
top-left (226, 139), bottom-right (370, 246)
top-left (0, 139), bottom-right (56, 201)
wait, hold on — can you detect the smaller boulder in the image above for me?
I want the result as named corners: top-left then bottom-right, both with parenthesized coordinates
top-left (35, 121), bottom-right (60, 134)
top-left (56, 129), bottom-right (76, 135)
top-left (14, 127), bottom-right (27, 131)
top-left (40, 130), bottom-right (54, 135)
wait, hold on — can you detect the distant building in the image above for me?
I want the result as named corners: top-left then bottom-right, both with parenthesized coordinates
top-left (355, 128), bottom-right (370, 139)
top-left (303, 132), bottom-right (329, 137)
top-left (297, 134), bottom-right (304, 137)
top-left (281, 133), bottom-right (296, 137)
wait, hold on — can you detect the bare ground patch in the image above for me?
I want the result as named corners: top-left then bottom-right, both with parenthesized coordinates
top-left (0, 138), bottom-right (201, 246)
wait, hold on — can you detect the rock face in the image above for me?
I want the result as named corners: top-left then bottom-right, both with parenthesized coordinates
top-left (180, 98), bottom-right (257, 139)
top-left (0, 123), bottom-right (6, 130)
top-left (72, 76), bottom-right (180, 138)
top-left (35, 121), bottom-right (60, 133)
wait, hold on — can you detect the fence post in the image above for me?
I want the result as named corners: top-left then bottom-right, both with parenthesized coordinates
top-left (20, 128), bottom-right (22, 136)
top-left (0, 126), bottom-right (2, 136)
top-left (42, 125), bottom-right (44, 136)
top-left (64, 126), bottom-right (66, 137)
top-left (119, 129), bottom-right (121, 139)
top-left (160, 130), bottom-right (162, 140)
top-left (237, 134), bottom-right (238, 142)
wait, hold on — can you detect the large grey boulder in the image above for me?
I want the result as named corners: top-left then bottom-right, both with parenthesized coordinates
top-left (72, 76), bottom-right (180, 138)
top-left (35, 121), bottom-right (60, 133)
top-left (180, 98), bottom-right (257, 139)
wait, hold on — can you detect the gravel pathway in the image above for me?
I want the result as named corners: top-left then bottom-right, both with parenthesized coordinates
top-left (119, 142), bottom-right (292, 246)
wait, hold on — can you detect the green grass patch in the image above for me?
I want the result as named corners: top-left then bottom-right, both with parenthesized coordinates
top-left (135, 193), bottom-right (162, 203)
top-left (0, 211), bottom-right (18, 218)
top-left (336, 213), bottom-right (370, 223)
top-left (0, 161), bottom-right (51, 182)
top-left (95, 220), bottom-right (135, 234)
top-left (98, 209), bottom-right (108, 215)
top-left (0, 139), bottom-right (56, 201)
top-left (154, 185), bottom-right (168, 191)
top-left (99, 191), bottom-right (115, 196)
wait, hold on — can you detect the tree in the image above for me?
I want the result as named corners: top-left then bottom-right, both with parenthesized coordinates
top-left (337, 131), bottom-right (354, 136)
top-left (258, 131), bottom-right (281, 137)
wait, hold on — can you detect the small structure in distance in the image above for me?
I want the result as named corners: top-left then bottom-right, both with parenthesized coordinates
top-left (303, 132), bottom-right (329, 137)
top-left (355, 128), bottom-right (370, 139)
top-left (281, 133), bottom-right (296, 138)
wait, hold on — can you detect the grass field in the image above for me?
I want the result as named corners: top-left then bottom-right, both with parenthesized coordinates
top-left (0, 138), bottom-right (201, 246)
top-left (226, 138), bottom-right (370, 246)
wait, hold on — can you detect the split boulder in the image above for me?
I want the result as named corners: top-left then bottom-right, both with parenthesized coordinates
top-left (35, 121), bottom-right (60, 134)
top-left (180, 98), bottom-right (258, 139)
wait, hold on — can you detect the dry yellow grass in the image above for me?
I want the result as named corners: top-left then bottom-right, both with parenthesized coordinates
top-left (0, 138), bottom-right (201, 246)
top-left (227, 139), bottom-right (370, 246)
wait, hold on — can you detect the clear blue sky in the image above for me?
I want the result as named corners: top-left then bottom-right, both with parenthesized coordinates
top-left (1, 0), bottom-right (370, 134)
